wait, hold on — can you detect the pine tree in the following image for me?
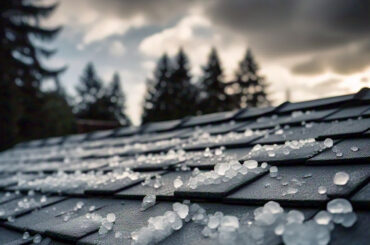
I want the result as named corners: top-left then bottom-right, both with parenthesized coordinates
top-left (104, 73), bottom-right (131, 126)
top-left (232, 48), bottom-right (270, 108)
top-left (142, 54), bottom-right (172, 123)
top-left (75, 62), bottom-right (104, 118)
top-left (168, 48), bottom-right (197, 119)
top-left (0, 0), bottom-right (64, 149)
top-left (198, 47), bottom-right (232, 114)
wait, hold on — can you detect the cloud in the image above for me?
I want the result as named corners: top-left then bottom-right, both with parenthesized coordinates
top-left (292, 41), bottom-right (370, 75)
top-left (206, 0), bottom-right (370, 56)
top-left (139, 14), bottom-right (246, 78)
top-left (108, 41), bottom-right (126, 57)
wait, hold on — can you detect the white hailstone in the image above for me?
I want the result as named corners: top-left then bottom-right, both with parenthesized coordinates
top-left (141, 194), bottom-right (156, 211)
top-left (318, 186), bottom-right (327, 195)
top-left (215, 148), bottom-right (223, 156)
top-left (106, 213), bottom-right (116, 223)
top-left (99, 225), bottom-right (109, 235)
top-left (268, 151), bottom-right (276, 158)
top-left (340, 212), bottom-right (357, 227)
top-left (76, 201), bottom-right (84, 209)
top-left (287, 210), bottom-right (305, 224)
top-left (264, 183), bottom-right (271, 188)
top-left (275, 129), bottom-right (284, 135)
top-left (323, 138), bottom-right (334, 148)
top-left (327, 199), bottom-right (353, 214)
top-left (28, 190), bottom-right (35, 196)
top-left (219, 215), bottom-right (239, 230)
top-left (0, 209), bottom-right (5, 216)
top-left (7, 216), bottom-right (15, 222)
top-left (171, 215), bottom-right (183, 230)
top-left (89, 205), bottom-right (96, 211)
top-left (244, 160), bottom-right (258, 169)
top-left (215, 162), bottom-right (230, 175)
top-left (336, 152), bottom-right (343, 157)
top-left (333, 172), bottom-right (349, 186)
top-left (40, 195), bottom-right (47, 203)
top-left (239, 165), bottom-right (249, 175)
top-left (173, 177), bottom-right (183, 189)
top-left (269, 166), bottom-right (278, 177)
top-left (263, 201), bottom-right (284, 215)
top-left (33, 234), bottom-right (42, 244)
top-left (172, 202), bottom-right (189, 219)
top-left (208, 215), bottom-right (221, 229)
top-left (314, 211), bottom-right (332, 225)
top-left (350, 146), bottom-right (359, 152)
top-left (274, 224), bottom-right (285, 235)
top-left (286, 187), bottom-right (298, 195)
top-left (261, 162), bottom-right (268, 169)
top-left (23, 231), bottom-right (30, 240)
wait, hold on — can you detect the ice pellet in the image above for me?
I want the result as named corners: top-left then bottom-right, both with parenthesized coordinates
top-left (274, 224), bottom-right (285, 235)
top-left (23, 231), bottom-right (30, 240)
top-left (327, 198), bottom-right (353, 214)
top-left (141, 194), bottom-right (156, 211)
top-left (314, 211), bottom-right (332, 225)
top-left (244, 160), bottom-right (258, 169)
top-left (107, 213), bottom-right (116, 223)
top-left (324, 138), bottom-right (334, 148)
top-left (269, 166), bottom-right (278, 177)
top-left (318, 186), bottom-right (327, 195)
top-left (287, 210), bottom-right (304, 224)
top-left (350, 146), bottom-right (359, 152)
top-left (33, 234), bottom-right (42, 244)
top-left (333, 172), bottom-right (349, 186)
top-left (173, 176), bottom-right (183, 189)
top-left (173, 202), bottom-right (189, 219)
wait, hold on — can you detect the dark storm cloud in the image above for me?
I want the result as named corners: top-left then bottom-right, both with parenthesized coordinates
top-left (87, 0), bottom-right (197, 24)
top-left (61, 0), bottom-right (370, 75)
top-left (206, 0), bottom-right (370, 74)
top-left (207, 0), bottom-right (370, 55)
top-left (292, 41), bottom-right (370, 75)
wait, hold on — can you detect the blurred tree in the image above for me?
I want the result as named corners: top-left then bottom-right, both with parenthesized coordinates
top-left (142, 54), bottom-right (172, 123)
top-left (75, 65), bottom-right (131, 125)
top-left (104, 73), bottom-right (131, 126)
top-left (167, 48), bottom-right (197, 119)
top-left (39, 92), bottom-right (76, 138)
top-left (0, 0), bottom-right (65, 150)
top-left (75, 62), bottom-right (103, 114)
top-left (231, 48), bottom-right (270, 108)
top-left (198, 47), bottom-right (233, 114)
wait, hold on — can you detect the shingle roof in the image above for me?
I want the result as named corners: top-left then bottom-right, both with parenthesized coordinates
top-left (0, 88), bottom-right (369, 245)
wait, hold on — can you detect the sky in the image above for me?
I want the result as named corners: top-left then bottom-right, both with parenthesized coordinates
top-left (42, 0), bottom-right (370, 125)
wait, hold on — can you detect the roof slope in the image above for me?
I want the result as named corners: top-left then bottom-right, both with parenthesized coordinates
top-left (0, 88), bottom-right (369, 245)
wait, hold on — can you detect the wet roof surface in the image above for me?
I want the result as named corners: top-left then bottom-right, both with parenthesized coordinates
top-left (0, 88), bottom-right (369, 245)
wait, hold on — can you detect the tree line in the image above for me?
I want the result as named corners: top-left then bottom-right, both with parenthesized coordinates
top-left (141, 47), bottom-right (270, 123)
top-left (0, 0), bottom-right (269, 150)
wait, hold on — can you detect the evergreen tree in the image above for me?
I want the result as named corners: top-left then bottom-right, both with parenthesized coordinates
top-left (0, 0), bottom-right (63, 149)
top-left (167, 48), bottom-right (197, 119)
top-left (104, 73), bottom-right (131, 126)
top-left (75, 65), bottom-right (131, 125)
top-left (142, 54), bottom-right (172, 123)
top-left (198, 47), bottom-right (232, 114)
top-left (232, 48), bottom-right (270, 108)
top-left (75, 62), bottom-right (104, 118)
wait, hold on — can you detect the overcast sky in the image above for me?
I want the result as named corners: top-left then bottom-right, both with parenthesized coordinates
top-left (43, 0), bottom-right (370, 125)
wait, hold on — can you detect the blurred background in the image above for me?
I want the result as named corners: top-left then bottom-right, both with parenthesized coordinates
top-left (1, 0), bottom-right (369, 150)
